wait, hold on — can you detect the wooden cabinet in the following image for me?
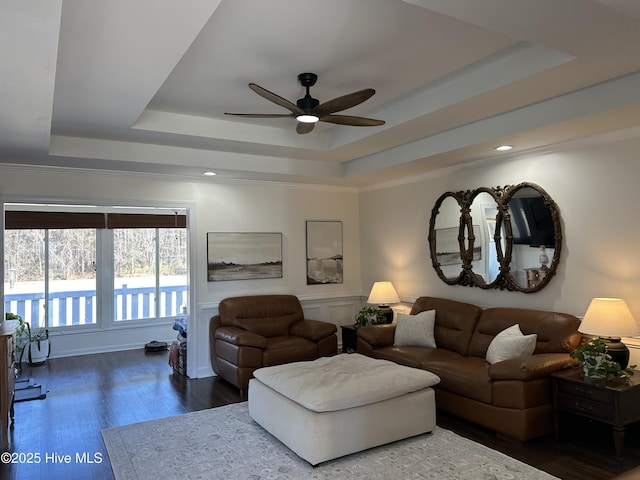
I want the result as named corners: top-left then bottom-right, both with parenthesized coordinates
top-left (551, 367), bottom-right (640, 466)
top-left (0, 321), bottom-right (17, 451)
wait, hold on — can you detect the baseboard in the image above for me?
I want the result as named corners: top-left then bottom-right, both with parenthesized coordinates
top-left (47, 339), bottom-right (176, 359)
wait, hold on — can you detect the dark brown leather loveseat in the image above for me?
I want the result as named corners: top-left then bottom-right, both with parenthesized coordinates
top-left (209, 294), bottom-right (338, 392)
top-left (357, 296), bottom-right (582, 442)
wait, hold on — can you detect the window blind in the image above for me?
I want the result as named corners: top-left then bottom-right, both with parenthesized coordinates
top-left (5, 212), bottom-right (186, 229)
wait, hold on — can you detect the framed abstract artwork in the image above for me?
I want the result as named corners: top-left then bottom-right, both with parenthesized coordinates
top-left (306, 221), bottom-right (343, 285)
top-left (207, 232), bottom-right (282, 282)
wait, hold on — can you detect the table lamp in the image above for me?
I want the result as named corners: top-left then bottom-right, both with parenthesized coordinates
top-left (579, 298), bottom-right (639, 369)
top-left (367, 281), bottom-right (400, 324)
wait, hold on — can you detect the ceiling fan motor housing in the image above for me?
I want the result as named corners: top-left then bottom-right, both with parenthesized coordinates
top-left (297, 95), bottom-right (319, 110)
top-left (297, 73), bottom-right (320, 111)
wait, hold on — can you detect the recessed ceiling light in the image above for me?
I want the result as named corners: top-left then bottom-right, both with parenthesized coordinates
top-left (203, 171), bottom-right (217, 176)
top-left (495, 145), bottom-right (513, 151)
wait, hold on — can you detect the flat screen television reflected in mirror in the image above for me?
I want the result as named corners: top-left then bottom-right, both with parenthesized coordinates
top-left (508, 196), bottom-right (555, 248)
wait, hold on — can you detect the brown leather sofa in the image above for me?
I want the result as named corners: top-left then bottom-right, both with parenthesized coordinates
top-left (357, 296), bottom-right (582, 442)
top-left (209, 294), bottom-right (338, 392)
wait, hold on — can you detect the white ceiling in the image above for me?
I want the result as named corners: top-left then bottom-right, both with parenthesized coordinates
top-left (3, 0), bottom-right (640, 187)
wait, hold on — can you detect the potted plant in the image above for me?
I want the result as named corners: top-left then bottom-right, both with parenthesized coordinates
top-left (6, 312), bottom-right (50, 366)
top-left (353, 306), bottom-right (386, 328)
top-left (5, 312), bottom-right (21, 324)
top-left (569, 337), bottom-right (635, 384)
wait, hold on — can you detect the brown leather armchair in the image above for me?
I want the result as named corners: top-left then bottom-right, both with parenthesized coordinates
top-left (209, 295), bottom-right (337, 392)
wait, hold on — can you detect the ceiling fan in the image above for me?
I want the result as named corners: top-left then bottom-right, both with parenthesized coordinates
top-left (225, 73), bottom-right (385, 134)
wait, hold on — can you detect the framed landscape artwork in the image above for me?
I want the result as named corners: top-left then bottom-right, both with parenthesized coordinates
top-left (435, 225), bottom-right (481, 266)
top-left (306, 221), bottom-right (343, 285)
top-left (207, 232), bottom-right (283, 282)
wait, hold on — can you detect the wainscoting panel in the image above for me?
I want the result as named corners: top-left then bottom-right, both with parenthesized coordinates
top-left (302, 297), bottom-right (362, 347)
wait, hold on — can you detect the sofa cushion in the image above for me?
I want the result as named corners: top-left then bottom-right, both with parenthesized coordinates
top-left (372, 345), bottom-right (463, 368)
top-left (410, 297), bottom-right (482, 356)
top-left (468, 307), bottom-right (581, 357)
top-left (426, 357), bottom-right (493, 404)
top-left (262, 336), bottom-right (318, 366)
top-left (486, 324), bottom-right (536, 365)
top-left (219, 295), bottom-right (304, 337)
top-left (394, 310), bottom-right (436, 347)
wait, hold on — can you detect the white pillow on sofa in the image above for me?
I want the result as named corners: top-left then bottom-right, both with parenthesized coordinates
top-left (393, 310), bottom-right (436, 348)
top-left (486, 323), bottom-right (537, 365)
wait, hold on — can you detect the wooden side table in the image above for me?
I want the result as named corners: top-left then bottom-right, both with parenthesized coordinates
top-left (340, 325), bottom-right (357, 353)
top-left (550, 367), bottom-right (640, 466)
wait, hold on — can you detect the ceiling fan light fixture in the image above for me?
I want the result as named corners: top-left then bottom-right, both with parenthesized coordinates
top-left (226, 73), bottom-right (382, 134)
top-left (296, 114), bottom-right (320, 123)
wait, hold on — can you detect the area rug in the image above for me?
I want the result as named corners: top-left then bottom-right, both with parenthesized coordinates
top-left (102, 402), bottom-right (559, 480)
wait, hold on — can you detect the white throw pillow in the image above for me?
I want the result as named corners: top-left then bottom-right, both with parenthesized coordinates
top-left (393, 310), bottom-right (436, 348)
top-left (486, 323), bottom-right (537, 365)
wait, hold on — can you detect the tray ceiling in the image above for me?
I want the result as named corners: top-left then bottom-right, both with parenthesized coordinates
top-left (2, 0), bottom-right (640, 187)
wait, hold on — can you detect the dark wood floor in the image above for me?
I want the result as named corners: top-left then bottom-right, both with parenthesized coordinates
top-left (1, 350), bottom-right (638, 480)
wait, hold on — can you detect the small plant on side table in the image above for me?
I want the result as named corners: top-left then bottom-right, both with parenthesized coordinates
top-left (570, 337), bottom-right (635, 385)
top-left (353, 306), bottom-right (386, 328)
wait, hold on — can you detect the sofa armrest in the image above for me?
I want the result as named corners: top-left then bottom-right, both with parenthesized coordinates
top-left (488, 353), bottom-right (579, 381)
top-left (214, 326), bottom-right (267, 349)
top-left (357, 324), bottom-right (396, 347)
top-left (290, 319), bottom-right (337, 342)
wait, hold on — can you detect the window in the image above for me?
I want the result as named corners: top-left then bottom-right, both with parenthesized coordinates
top-left (4, 228), bottom-right (97, 328)
top-left (4, 206), bottom-right (187, 330)
top-left (49, 229), bottom-right (98, 327)
top-left (113, 228), bottom-right (187, 321)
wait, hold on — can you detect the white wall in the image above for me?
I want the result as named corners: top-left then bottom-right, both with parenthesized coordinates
top-left (5, 130), bottom-right (640, 376)
top-left (359, 134), bottom-right (640, 329)
top-left (192, 181), bottom-right (363, 377)
top-left (0, 167), bottom-right (363, 376)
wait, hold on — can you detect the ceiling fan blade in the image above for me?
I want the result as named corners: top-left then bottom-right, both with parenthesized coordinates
top-left (320, 115), bottom-right (385, 126)
top-left (296, 122), bottom-right (315, 134)
top-left (314, 89), bottom-right (376, 117)
top-left (249, 83), bottom-right (303, 115)
top-left (225, 113), bottom-right (294, 118)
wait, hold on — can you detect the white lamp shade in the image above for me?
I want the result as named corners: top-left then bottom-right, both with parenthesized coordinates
top-left (579, 298), bottom-right (639, 337)
top-left (367, 281), bottom-right (400, 305)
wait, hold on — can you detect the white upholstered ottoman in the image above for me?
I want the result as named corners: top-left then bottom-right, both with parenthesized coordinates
top-left (248, 353), bottom-right (439, 465)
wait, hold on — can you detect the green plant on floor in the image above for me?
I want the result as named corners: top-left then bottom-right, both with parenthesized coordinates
top-left (353, 306), bottom-right (386, 328)
top-left (569, 337), bottom-right (635, 385)
top-left (6, 311), bottom-right (50, 366)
